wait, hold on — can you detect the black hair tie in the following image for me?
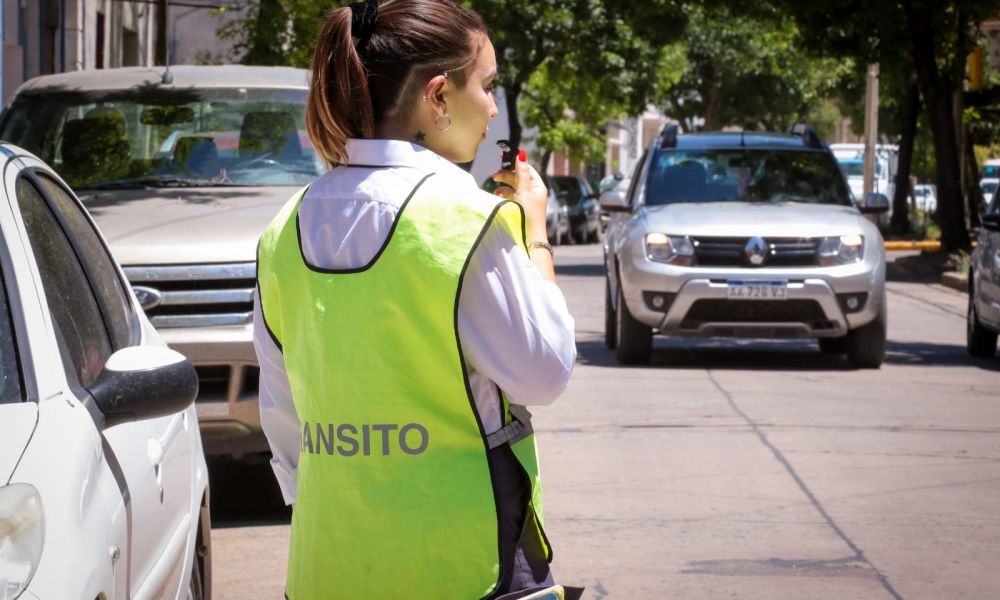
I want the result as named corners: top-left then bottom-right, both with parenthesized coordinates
top-left (350, 0), bottom-right (378, 46)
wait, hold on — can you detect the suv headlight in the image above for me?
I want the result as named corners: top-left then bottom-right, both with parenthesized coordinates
top-left (645, 233), bottom-right (695, 266)
top-left (0, 484), bottom-right (44, 599)
top-left (818, 234), bottom-right (864, 266)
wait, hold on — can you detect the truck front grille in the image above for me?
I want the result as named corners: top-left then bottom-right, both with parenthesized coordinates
top-left (123, 263), bottom-right (256, 329)
top-left (693, 236), bottom-right (818, 267)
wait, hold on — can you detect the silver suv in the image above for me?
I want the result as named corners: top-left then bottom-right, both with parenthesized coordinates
top-left (968, 194), bottom-right (1000, 358)
top-left (0, 65), bottom-right (319, 457)
top-left (602, 126), bottom-right (888, 368)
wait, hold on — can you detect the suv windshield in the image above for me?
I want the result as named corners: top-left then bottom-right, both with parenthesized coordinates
top-left (646, 149), bottom-right (852, 207)
top-left (0, 87), bottom-right (322, 189)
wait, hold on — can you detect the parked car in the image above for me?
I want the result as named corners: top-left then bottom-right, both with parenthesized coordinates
top-left (546, 183), bottom-right (571, 245)
top-left (968, 192), bottom-right (1000, 358)
top-left (980, 178), bottom-right (998, 206)
top-left (0, 143), bottom-right (210, 598)
top-left (549, 175), bottom-right (601, 243)
top-left (0, 65), bottom-right (321, 458)
top-left (914, 183), bottom-right (938, 213)
top-left (601, 125), bottom-right (888, 367)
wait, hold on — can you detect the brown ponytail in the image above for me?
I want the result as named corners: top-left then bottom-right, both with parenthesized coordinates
top-left (306, 0), bottom-right (488, 168)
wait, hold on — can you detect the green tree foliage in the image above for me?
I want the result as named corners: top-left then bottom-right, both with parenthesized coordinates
top-left (216, 0), bottom-right (327, 68)
top-left (470, 0), bottom-right (687, 167)
top-left (658, 5), bottom-right (847, 134)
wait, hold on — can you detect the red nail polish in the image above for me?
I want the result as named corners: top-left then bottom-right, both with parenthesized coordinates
top-left (518, 149), bottom-right (527, 162)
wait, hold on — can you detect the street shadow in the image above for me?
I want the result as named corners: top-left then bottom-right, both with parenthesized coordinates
top-left (575, 337), bottom-right (1000, 372)
top-left (554, 262), bottom-right (605, 278)
top-left (208, 456), bottom-right (292, 528)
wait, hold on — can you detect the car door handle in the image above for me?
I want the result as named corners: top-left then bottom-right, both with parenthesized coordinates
top-left (146, 413), bottom-right (186, 468)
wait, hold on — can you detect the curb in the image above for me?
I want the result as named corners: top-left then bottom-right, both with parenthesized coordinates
top-left (940, 271), bottom-right (968, 293)
top-left (884, 240), bottom-right (941, 250)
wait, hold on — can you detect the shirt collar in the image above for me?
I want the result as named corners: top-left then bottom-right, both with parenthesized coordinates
top-left (345, 139), bottom-right (467, 177)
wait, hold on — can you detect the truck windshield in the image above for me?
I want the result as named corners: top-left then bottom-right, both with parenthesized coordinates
top-left (0, 87), bottom-right (322, 189)
top-left (645, 149), bottom-right (852, 207)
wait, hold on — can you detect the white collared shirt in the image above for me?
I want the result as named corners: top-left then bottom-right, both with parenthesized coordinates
top-left (254, 139), bottom-right (576, 504)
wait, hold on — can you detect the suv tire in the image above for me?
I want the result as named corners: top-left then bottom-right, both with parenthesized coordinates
top-left (605, 278), bottom-right (617, 350)
top-left (616, 286), bottom-right (652, 364)
top-left (967, 288), bottom-right (998, 357)
top-left (846, 299), bottom-right (886, 369)
top-left (818, 336), bottom-right (849, 354)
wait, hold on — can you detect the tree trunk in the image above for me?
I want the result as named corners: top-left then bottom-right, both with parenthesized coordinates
top-left (964, 133), bottom-right (984, 229)
top-left (504, 82), bottom-right (523, 151)
top-left (703, 65), bottom-right (720, 131)
top-left (906, 3), bottom-right (971, 251)
top-left (540, 149), bottom-right (553, 174)
top-left (890, 80), bottom-right (920, 235)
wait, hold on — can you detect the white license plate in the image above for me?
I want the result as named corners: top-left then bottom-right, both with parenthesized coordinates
top-left (726, 280), bottom-right (787, 300)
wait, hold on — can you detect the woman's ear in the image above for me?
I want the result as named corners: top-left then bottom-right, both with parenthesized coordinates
top-left (424, 74), bottom-right (449, 112)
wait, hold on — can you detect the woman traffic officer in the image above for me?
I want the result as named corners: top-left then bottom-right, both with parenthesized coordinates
top-left (252, 0), bottom-right (577, 598)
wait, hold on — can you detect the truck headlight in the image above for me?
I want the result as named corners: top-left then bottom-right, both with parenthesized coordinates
top-left (644, 233), bottom-right (695, 266)
top-left (818, 234), bottom-right (864, 266)
top-left (0, 484), bottom-right (44, 600)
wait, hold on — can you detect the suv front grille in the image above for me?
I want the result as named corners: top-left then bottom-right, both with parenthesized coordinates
top-left (693, 236), bottom-right (818, 267)
top-left (680, 299), bottom-right (828, 329)
top-left (123, 263), bottom-right (256, 329)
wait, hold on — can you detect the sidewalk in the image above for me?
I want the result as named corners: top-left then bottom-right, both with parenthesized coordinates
top-left (887, 242), bottom-right (968, 293)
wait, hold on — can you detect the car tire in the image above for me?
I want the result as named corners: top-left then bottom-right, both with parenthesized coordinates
top-left (846, 299), bottom-right (886, 369)
top-left (615, 286), bottom-right (652, 365)
top-left (818, 336), bottom-right (849, 354)
top-left (605, 277), bottom-right (617, 350)
top-left (187, 542), bottom-right (205, 600)
top-left (967, 288), bottom-right (998, 358)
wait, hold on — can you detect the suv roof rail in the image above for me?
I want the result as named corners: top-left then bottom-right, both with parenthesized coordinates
top-left (789, 123), bottom-right (824, 149)
top-left (659, 123), bottom-right (679, 149)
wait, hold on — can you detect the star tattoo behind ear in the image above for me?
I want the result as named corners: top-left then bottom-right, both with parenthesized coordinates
top-left (414, 130), bottom-right (426, 143)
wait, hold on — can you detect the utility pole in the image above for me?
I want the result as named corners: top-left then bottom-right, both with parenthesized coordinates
top-left (862, 63), bottom-right (880, 198)
top-left (156, 0), bottom-right (168, 65)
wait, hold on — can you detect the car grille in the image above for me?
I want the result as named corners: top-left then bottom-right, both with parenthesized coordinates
top-left (693, 236), bottom-right (818, 267)
top-left (123, 263), bottom-right (256, 329)
top-left (680, 299), bottom-right (828, 329)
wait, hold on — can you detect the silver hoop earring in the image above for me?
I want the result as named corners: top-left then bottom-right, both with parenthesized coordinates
top-left (434, 113), bottom-right (452, 132)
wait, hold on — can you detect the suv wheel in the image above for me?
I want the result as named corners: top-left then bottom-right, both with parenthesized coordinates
top-left (967, 288), bottom-right (998, 357)
top-left (615, 286), bottom-right (652, 364)
top-left (605, 278), bottom-right (617, 350)
top-left (846, 299), bottom-right (886, 369)
top-left (818, 336), bottom-right (849, 354)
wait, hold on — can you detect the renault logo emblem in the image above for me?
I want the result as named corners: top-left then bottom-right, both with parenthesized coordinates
top-left (744, 236), bottom-right (767, 266)
top-left (132, 286), bottom-right (163, 311)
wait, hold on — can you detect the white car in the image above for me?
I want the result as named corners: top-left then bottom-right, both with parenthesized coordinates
top-left (0, 143), bottom-right (210, 599)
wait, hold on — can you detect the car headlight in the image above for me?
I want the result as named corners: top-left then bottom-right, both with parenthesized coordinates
top-left (645, 233), bottom-right (695, 266)
top-left (818, 234), bottom-right (864, 266)
top-left (0, 484), bottom-right (44, 600)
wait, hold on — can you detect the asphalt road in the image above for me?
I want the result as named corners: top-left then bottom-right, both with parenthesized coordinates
top-left (210, 244), bottom-right (1000, 599)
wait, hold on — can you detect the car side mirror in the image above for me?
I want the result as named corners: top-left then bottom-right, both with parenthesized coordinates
top-left (599, 189), bottom-right (630, 213)
top-left (860, 192), bottom-right (890, 214)
top-left (983, 212), bottom-right (1000, 232)
top-left (86, 346), bottom-right (198, 429)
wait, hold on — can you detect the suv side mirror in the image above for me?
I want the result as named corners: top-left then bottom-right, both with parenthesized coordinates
top-left (86, 346), bottom-right (198, 429)
top-left (860, 192), bottom-right (890, 214)
top-left (983, 212), bottom-right (1000, 232)
top-left (599, 189), bottom-right (630, 213)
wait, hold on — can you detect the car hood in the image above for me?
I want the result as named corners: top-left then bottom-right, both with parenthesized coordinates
top-left (641, 202), bottom-right (865, 238)
top-left (78, 186), bottom-right (298, 266)
top-left (0, 404), bottom-right (38, 484)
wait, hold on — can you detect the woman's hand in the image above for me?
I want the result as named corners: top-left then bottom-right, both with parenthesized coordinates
top-left (490, 153), bottom-right (549, 242)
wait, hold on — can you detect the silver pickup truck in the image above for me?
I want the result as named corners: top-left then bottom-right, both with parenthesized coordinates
top-left (0, 65), bottom-right (317, 457)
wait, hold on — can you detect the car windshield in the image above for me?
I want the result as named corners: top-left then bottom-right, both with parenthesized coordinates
top-left (645, 149), bottom-right (852, 207)
top-left (981, 181), bottom-right (998, 194)
top-left (0, 86), bottom-right (323, 189)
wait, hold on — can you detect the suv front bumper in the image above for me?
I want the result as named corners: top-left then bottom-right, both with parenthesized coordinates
top-left (619, 251), bottom-right (884, 338)
top-left (160, 324), bottom-right (266, 456)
